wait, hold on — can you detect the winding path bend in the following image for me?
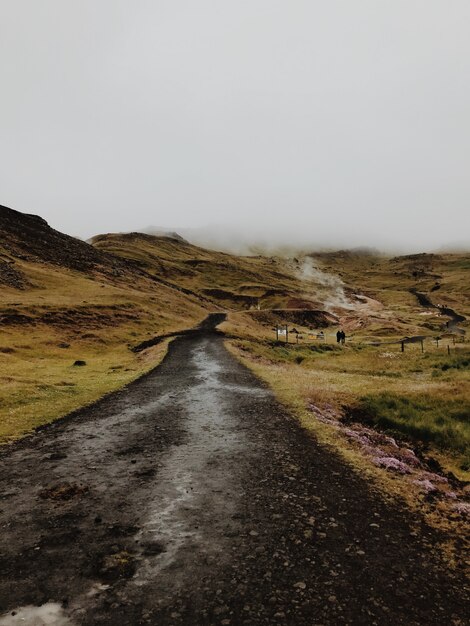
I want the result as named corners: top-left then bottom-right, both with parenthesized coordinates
top-left (410, 288), bottom-right (467, 335)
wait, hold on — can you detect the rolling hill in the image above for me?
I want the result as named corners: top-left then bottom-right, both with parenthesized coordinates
top-left (0, 205), bottom-right (320, 442)
top-left (1, 204), bottom-right (468, 480)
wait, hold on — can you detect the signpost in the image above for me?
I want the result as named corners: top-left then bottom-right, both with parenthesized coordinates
top-left (274, 326), bottom-right (327, 344)
top-left (276, 325), bottom-right (289, 343)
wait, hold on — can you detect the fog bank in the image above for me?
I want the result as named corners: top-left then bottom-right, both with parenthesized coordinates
top-left (144, 224), bottom-right (469, 255)
top-left (1, 1), bottom-right (469, 251)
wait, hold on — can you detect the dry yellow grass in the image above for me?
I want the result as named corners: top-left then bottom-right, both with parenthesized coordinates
top-left (0, 247), bottom-right (209, 442)
top-left (223, 302), bottom-right (470, 476)
top-left (0, 233), bottom-right (312, 442)
top-left (2, 221), bottom-right (468, 462)
top-left (0, 322), bottom-right (173, 443)
top-left (225, 338), bottom-right (470, 563)
top-left (309, 250), bottom-right (470, 337)
top-left (92, 233), bottom-right (315, 310)
top-left (225, 335), bottom-right (470, 479)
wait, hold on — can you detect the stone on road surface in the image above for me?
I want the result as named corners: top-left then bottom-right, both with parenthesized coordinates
top-left (0, 335), bottom-right (468, 625)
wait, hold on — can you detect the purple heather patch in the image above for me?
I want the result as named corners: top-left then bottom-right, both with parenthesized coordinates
top-left (395, 448), bottom-right (420, 467)
top-left (412, 479), bottom-right (437, 493)
top-left (422, 472), bottom-right (448, 484)
top-left (450, 502), bottom-right (470, 516)
top-left (308, 403), bottom-right (467, 513)
top-left (373, 456), bottom-right (412, 474)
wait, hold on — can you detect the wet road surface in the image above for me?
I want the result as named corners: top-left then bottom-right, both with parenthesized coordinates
top-left (0, 335), bottom-right (468, 625)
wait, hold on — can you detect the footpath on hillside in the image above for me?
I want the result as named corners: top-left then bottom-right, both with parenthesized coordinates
top-left (0, 333), bottom-right (468, 625)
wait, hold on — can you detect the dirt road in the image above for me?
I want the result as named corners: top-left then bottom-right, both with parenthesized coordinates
top-left (0, 334), bottom-right (468, 625)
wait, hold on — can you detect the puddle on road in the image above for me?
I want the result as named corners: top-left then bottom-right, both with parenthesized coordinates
top-left (0, 603), bottom-right (74, 626)
top-left (135, 339), bottom-right (269, 582)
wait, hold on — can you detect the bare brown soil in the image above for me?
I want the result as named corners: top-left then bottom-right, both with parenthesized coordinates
top-left (248, 309), bottom-right (338, 329)
top-left (0, 333), bottom-right (468, 625)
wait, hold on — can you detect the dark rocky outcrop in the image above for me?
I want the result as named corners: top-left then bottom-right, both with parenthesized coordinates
top-left (0, 204), bottom-right (125, 276)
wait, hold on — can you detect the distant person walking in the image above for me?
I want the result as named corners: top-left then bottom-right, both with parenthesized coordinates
top-left (340, 330), bottom-right (346, 345)
top-left (336, 330), bottom-right (342, 344)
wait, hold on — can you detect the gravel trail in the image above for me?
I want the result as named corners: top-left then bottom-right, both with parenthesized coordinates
top-left (0, 334), bottom-right (468, 625)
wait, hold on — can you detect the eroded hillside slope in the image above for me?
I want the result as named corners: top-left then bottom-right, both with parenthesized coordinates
top-left (91, 231), bottom-right (314, 311)
top-left (0, 206), bottom-right (210, 441)
top-left (1, 206), bottom-right (321, 442)
top-left (308, 250), bottom-right (469, 338)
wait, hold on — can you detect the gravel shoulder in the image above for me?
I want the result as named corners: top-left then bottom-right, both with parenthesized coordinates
top-left (0, 334), bottom-right (468, 625)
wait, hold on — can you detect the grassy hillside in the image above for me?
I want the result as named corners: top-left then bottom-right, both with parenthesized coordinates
top-left (1, 204), bottom-right (469, 486)
top-left (308, 250), bottom-right (469, 339)
top-left (223, 249), bottom-right (470, 480)
top-left (91, 232), bottom-right (317, 311)
top-left (0, 207), bottom-right (318, 442)
top-left (0, 206), bottom-right (210, 442)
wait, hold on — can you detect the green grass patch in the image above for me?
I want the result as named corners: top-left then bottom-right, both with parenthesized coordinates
top-left (435, 355), bottom-right (470, 371)
top-left (358, 393), bottom-right (470, 471)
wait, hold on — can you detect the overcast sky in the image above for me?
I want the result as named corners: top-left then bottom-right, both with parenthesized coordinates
top-left (1, 1), bottom-right (469, 251)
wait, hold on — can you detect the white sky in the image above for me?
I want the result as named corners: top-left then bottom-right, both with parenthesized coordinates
top-left (1, 1), bottom-right (469, 250)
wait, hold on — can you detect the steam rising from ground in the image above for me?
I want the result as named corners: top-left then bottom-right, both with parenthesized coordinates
top-left (297, 258), bottom-right (354, 312)
top-left (0, 603), bottom-right (74, 626)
